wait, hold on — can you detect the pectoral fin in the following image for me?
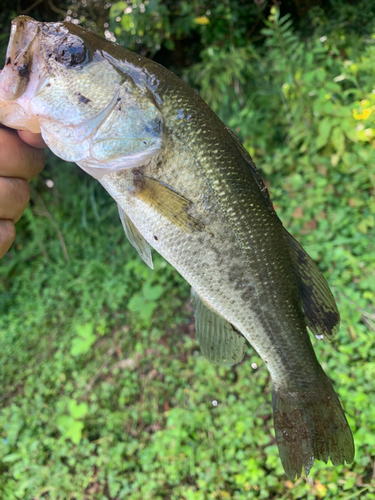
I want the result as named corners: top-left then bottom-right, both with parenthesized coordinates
top-left (191, 288), bottom-right (246, 366)
top-left (118, 205), bottom-right (153, 269)
top-left (284, 229), bottom-right (340, 340)
top-left (134, 175), bottom-right (204, 233)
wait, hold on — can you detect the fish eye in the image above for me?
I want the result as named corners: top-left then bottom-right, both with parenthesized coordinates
top-left (56, 35), bottom-right (87, 67)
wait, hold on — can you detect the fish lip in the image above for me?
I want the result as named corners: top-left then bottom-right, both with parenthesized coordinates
top-left (8, 16), bottom-right (40, 56)
top-left (0, 17), bottom-right (50, 132)
top-left (0, 16), bottom-right (41, 101)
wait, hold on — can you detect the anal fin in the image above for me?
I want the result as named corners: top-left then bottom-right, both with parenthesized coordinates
top-left (191, 288), bottom-right (246, 366)
top-left (118, 205), bottom-right (153, 269)
top-left (284, 229), bottom-right (340, 340)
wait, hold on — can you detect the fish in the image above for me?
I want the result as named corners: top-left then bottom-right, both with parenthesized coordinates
top-left (0, 16), bottom-right (354, 479)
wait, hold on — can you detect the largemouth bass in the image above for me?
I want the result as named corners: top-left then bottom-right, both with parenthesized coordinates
top-left (0, 16), bottom-right (354, 478)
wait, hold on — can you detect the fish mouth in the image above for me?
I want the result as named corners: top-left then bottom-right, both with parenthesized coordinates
top-left (0, 16), bottom-right (48, 132)
top-left (0, 16), bottom-right (40, 101)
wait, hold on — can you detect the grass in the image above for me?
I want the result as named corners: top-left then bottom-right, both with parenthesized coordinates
top-left (0, 146), bottom-right (374, 499)
top-left (1, 7), bottom-right (375, 498)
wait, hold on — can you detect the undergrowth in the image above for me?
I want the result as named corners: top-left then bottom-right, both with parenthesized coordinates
top-left (1, 5), bottom-right (375, 500)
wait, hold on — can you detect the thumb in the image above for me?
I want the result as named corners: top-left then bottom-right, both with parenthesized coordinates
top-left (17, 130), bottom-right (47, 149)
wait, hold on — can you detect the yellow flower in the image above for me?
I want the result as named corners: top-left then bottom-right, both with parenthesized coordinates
top-left (195, 16), bottom-right (210, 25)
top-left (353, 108), bottom-right (371, 120)
top-left (314, 480), bottom-right (328, 498)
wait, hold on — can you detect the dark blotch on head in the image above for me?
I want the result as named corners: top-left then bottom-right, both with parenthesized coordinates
top-left (6, 57), bottom-right (11, 65)
top-left (132, 168), bottom-right (146, 191)
top-left (17, 64), bottom-right (30, 78)
top-left (77, 93), bottom-right (91, 104)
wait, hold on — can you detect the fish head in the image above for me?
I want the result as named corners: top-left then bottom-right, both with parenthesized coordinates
top-left (0, 17), bottom-right (164, 179)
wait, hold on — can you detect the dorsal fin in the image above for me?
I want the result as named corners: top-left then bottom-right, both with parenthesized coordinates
top-left (284, 228), bottom-right (340, 339)
top-left (226, 127), bottom-right (276, 215)
top-left (191, 288), bottom-right (246, 366)
top-left (226, 128), bottom-right (338, 339)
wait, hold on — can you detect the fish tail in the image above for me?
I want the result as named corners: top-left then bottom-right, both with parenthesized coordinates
top-left (272, 380), bottom-right (354, 479)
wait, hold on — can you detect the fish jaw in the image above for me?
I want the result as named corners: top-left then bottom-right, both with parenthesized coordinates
top-left (0, 16), bottom-right (39, 101)
top-left (0, 16), bottom-right (48, 132)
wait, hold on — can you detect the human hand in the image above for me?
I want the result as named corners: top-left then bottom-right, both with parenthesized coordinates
top-left (0, 127), bottom-right (46, 258)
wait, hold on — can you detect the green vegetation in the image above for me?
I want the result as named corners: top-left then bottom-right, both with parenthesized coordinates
top-left (1, 3), bottom-right (375, 499)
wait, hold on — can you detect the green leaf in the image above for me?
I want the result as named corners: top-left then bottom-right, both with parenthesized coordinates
top-left (316, 118), bottom-right (332, 150)
top-left (2, 453), bottom-right (21, 463)
top-left (331, 126), bottom-right (345, 155)
top-left (68, 400), bottom-right (89, 419)
top-left (70, 323), bottom-right (96, 356)
top-left (57, 415), bottom-right (84, 445)
top-left (142, 284), bottom-right (164, 301)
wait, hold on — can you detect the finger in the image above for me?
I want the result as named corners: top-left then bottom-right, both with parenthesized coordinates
top-left (0, 220), bottom-right (16, 258)
top-left (0, 177), bottom-right (30, 222)
top-left (0, 128), bottom-right (45, 181)
top-left (18, 129), bottom-right (46, 149)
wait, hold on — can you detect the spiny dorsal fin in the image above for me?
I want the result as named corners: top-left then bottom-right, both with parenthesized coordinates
top-left (191, 288), bottom-right (246, 366)
top-left (118, 205), bottom-right (153, 269)
top-left (284, 228), bottom-right (340, 340)
top-left (133, 174), bottom-right (204, 233)
top-left (226, 127), bottom-right (276, 215)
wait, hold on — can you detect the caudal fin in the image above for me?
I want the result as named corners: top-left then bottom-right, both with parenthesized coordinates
top-left (272, 382), bottom-right (354, 479)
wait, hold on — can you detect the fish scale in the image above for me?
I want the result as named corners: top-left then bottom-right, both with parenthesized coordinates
top-left (102, 129), bottom-right (324, 389)
top-left (158, 88), bottom-right (312, 380)
top-left (0, 16), bottom-right (354, 479)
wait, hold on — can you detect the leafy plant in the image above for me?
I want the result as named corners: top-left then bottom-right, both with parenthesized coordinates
top-left (57, 400), bottom-right (89, 444)
top-left (70, 323), bottom-right (96, 356)
top-left (1, 3), bottom-right (375, 499)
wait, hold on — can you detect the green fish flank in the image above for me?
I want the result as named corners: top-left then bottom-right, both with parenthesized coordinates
top-left (0, 16), bottom-right (354, 479)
